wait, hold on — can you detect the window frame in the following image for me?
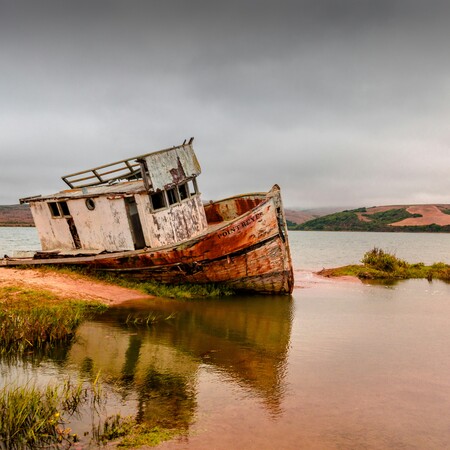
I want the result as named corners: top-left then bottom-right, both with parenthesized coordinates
top-left (166, 187), bottom-right (179, 206)
top-left (48, 201), bottom-right (72, 218)
top-left (178, 183), bottom-right (189, 202)
top-left (187, 178), bottom-right (198, 197)
top-left (148, 177), bottom-right (200, 212)
top-left (150, 191), bottom-right (167, 211)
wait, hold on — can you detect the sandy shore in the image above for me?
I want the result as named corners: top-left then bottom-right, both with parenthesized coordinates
top-left (0, 267), bottom-right (152, 305)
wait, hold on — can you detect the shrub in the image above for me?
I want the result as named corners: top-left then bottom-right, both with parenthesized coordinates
top-left (361, 248), bottom-right (408, 272)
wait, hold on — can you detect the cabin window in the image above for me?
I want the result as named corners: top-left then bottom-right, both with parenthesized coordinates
top-left (59, 201), bottom-right (71, 217)
top-left (48, 201), bottom-right (71, 218)
top-left (85, 198), bottom-right (96, 210)
top-left (49, 202), bottom-right (61, 217)
top-left (167, 187), bottom-right (178, 206)
top-left (187, 179), bottom-right (198, 196)
top-left (150, 191), bottom-right (166, 210)
top-left (178, 183), bottom-right (188, 201)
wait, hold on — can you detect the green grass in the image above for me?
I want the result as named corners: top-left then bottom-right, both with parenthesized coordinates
top-left (296, 210), bottom-right (364, 231)
top-left (0, 286), bottom-right (107, 358)
top-left (319, 247), bottom-right (450, 281)
top-left (117, 424), bottom-right (179, 448)
top-left (0, 283), bottom-right (183, 448)
top-left (33, 265), bottom-right (235, 299)
top-left (0, 372), bottom-right (178, 449)
top-left (295, 207), bottom-right (444, 232)
top-left (0, 380), bottom-right (92, 449)
top-left (124, 312), bottom-right (177, 327)
top-left (363, 209), bottom-right (421, 224)
top-left (93, 414), bottom-right (179, 448)
top-left (137, 280), bottom-right (234, 298)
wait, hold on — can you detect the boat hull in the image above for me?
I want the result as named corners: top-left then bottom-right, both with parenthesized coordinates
top-left (1, 186), bottom-right (294, 294)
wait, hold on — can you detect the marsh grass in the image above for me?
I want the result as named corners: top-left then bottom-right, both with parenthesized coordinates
top-left (92, 414), bottom-right (178, 448)
top-left (124, 312), bottom-right (177, 327)
top-left (0, 283), bottom-right (179, 448)
top-left (137, 281), bottom-right (234, 298)
top-left (0, 286), bottom-right (107, 359)
top-left (0, 379), bottom-right (94, 449)
top-left (319, 247), bottom-right (450, 281)
top-left (0, 375), bottom-right (175, 449)
top-left (117, 424), bottom-right (178, 448)
top-left (361, 247), bottom-right (408, 272)
top-left (34, 265), bottom-right (235, 298)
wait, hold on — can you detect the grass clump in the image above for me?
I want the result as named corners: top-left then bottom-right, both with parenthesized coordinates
top-left (117, 424), bottom-right (178, 448)
top-left (34, 265), bottom-right (235, 299)
top-left (0, 286), bottom-right (107, 358)
top-left (361, 247), bottom-right (408, 272)
top-left (93, 414), bottom-right (178, 448)
top-left (124, 312), bottom-right (176, 327)
top-left (0, 379), bottom-right (177, 449)
top-left (318, 247), bottom-right (450, 281)
top-left (0, 380), bottom-right (91, 449)
top-left (138, 281), bottom-right (234, 299)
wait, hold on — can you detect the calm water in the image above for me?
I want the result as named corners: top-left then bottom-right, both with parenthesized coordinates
top-left (0, 226), bottom-right (40, 256)
top-left (2, 228), bottom-right (450, 449)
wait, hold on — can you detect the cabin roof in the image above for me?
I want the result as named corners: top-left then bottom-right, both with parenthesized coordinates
top-left (20, 139), bottom-right (201, 204)
top-left (61, 139), bottom-right (199, 190)
top-left (21, 180), bottom-right (147, 203)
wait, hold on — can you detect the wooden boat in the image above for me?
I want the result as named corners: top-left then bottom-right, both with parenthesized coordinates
top-left (1, 139), bottom-right (294, 294)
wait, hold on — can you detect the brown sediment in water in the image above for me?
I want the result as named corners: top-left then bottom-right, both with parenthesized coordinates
top-left (0, 267), bottom-right (153, 305)
top-left (294, 268), bottom-right (361, 288)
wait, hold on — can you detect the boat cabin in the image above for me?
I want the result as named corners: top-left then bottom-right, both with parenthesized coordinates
top-left (20, 139), bottom-right (209, 253)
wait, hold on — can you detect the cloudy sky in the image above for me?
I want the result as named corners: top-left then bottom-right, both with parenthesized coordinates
top-left (1, 0), bottom-right (450, 208)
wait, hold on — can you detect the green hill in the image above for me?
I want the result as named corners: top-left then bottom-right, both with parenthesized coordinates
top-left (295, 205), bottom-right (450, 232)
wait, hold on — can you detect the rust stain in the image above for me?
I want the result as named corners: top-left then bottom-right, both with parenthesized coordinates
top-left (84, 193), bottom-right (293, 294)
top-left (205, 196), bottom-right (264, 223)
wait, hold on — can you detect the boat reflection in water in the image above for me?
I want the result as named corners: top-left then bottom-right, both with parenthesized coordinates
top-left (67, 295), bottom-right (293, 433)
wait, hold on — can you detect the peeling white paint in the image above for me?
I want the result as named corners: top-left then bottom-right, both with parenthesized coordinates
top-left (25, 143), bottom-right (208, 253)
top-left (143, 144), bottom-right (201, 191)
top-left (69, 197), bottom-right (135, 251)
top-left (30, 202), bottom-right (75, 251)
top-left (30, 190), bottom-right (207, 252)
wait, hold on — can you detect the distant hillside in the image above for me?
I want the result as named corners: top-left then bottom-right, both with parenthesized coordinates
top-left (295, 204), bottom-right (450, 232)
top-left (0, 204), bottom-right (34, 227)
top-left (284, 209), bottom-right (318, 226)
top-left (284, 207), bottom-right (344, 227)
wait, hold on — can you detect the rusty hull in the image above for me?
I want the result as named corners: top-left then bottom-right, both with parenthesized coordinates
top-left (1, 186), bottom-right (294, 294)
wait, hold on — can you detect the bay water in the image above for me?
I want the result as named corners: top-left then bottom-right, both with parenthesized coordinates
top-left (1, 228), bottom-right (450, 449)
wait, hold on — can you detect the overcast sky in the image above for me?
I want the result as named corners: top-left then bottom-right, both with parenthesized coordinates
top-left (1, 0), bottom-right (450, 208)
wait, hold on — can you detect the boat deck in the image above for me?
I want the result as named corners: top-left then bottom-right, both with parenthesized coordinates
top-left (0, 220), bottom-right (231, 267)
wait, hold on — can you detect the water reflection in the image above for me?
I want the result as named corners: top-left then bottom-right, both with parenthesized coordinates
top-left (66, 295), bottom-right (293, 431)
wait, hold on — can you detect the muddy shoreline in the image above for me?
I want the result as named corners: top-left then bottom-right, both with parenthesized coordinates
top-left (0, 267), bottom-right (361, 306)
top-left (0, 267), bottom-right (153, 305)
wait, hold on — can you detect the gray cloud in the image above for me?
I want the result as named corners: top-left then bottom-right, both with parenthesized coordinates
top-left (1, 0), bottom-right (450, 208)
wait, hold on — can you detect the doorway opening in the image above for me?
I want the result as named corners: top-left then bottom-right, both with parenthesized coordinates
top-left (125, 197), bottom-right (146, 249)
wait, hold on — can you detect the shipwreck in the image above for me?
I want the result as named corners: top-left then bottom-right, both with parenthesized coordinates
top-left (2, 139), bottom-right (294, 294)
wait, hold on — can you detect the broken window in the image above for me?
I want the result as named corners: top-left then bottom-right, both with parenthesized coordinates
top-left (48, 201), bottom-right (72, 218)
top-left (178, 183), bottom-right (188, 201)
top-left (59, 201), bottom-right (71, 217)
top-left (187, 179), bottom-right (198, 196)
top-left (49, 202), bottom-right (61, 217)
top-left (167, 187), bottom-right (178, 206)
top-left (150, 191), bottom-right (166, 210)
